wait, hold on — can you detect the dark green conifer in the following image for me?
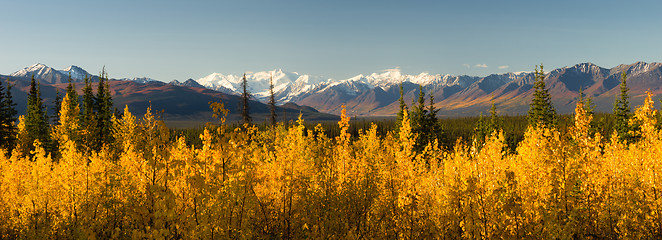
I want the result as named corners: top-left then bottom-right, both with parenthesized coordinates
top-left (527, 64), bottom-right (557, 128)
top-left (81, 74), bottom-right (96, 152)
top-left (94, 68), bottom-right (114, 149)
top-left (0, 77), bottom-right (18, 149)
top-left (395, 82), bottom-right (408, 135)
top-left (240, 73), bottom-right (251, 125)
top-left (24, 75), bottom-right (51, 154)
top-left (425, 93), bottom-right (442, 144)
top-left (410, 85), bottom-right (432, 151)
top-left (487, 101), bottom-right (501, 133)
top-left (52, 89), bottom-right (62, 125)
top-left (66, 73), bottom-right (79, 117)
top-left (613, 71), bottom-right (637, 142)
top-left (268, 74), bottom-right (277, 126)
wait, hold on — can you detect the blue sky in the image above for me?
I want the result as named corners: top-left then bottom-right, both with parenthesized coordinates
top-left (1, 0), bottom-right (661, 81)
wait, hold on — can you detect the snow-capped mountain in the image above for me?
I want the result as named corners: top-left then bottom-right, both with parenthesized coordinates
top-left (355, 68), bottom-right (471, 89)
top-left (169, 79), bottom-right (205, 88)
top-left (11, 63), bottom-right (69, 84)
top-left (10, 63), bottom-right (95, 83)
top-left (8, 62), bottom-right (662, 117)
top-left (59, 65), bottom-right (92, 80)
top-left (10, 63), bottom-right (165, 84)
top-left (196, 69), bottom-right (331, 101)
top-left (118, 77), bottom-right (161, 84)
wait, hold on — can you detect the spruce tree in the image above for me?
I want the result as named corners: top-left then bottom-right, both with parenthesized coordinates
top-left (94, 69), bottom-right (114, 149)
top-left (613, 71), bottom-right (636, 142)
top-left (61, 77), bottom-right (81, 145)
top-left (475, 112), bottom-right (489, 143)
top-left (577, 87), bottom-right (598, 136)
top-left (425, 93), bottom-right (442, 145)
top-left (81, 74), bottom-right (96, 151)
top-left (410, 85), bottom-right (429, 151)
top-left (66, 73), bottom-right (79, 117)
top-left (269, 73), bottom-right (277, 126)
top-left (487, 101), bottom-right (501, 133)
top-left (52, 89), bottom-right (62, 125)
top-left (395, 82), bottom-right (407, 134)
top-left (527, 64), bottom-right (557, 128)
top-left (240, 73), bottom-right (251, 125)
top-left (0, 77), bottom-right (18, 149)
top-left (24, 75), bottom-right (51, 154)
top-left (476, 102), bottom-right (500, 150)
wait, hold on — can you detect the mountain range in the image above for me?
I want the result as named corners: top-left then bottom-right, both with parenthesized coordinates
top-left (192, 62), bottom-right (662, 116)
top-left (4, 62), bottom-right (662, 122)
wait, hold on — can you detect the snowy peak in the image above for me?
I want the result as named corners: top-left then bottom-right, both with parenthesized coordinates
top-left (344, 69), bottom-right (480, 90)
top-left (10, 63), bottom-right (70, 84)
top-left (569, 62), bottom-right (605, 74)
top-left (620, 61), bottom-right (662, 76)
top-left (118, 77), bottom-right (161, 83)
top-left (60, 65), bottom-right (91, 80)
top-left (11, 63), bottom-right (57, 78)
top-left (196, 69), bottom-right (332, 101)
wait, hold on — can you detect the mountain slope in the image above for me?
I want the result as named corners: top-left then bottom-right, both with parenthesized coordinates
top-left (6, 61), bottom-right (662, 118)
top-left (2, 75), bottom-right (338, 125)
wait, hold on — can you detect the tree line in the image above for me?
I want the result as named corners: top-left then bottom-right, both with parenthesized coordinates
top-left (0, 65), bottom-right (653, 158)
top-left (0, 65), bottom-right (662, 238)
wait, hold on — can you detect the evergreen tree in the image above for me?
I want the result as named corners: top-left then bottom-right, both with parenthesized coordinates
top-left (24, 75), bottom-right (51, 154)
top-left (81, 74), bottom-right (96, 151)
top-left (52, 89), bottom-right (62, 125)
top-left (269, 73), bottom-right (277, 126)
top-left (66, 73), bottom-right (79, 117)
top-left (0, 77), bottom-right (18, 149)
top-left (410, 85), bottom-right (430, 151)
top-left (577, 87), bottom-right (598, 136)
top-left (240, 73), bottom-right (251, 125)
top-left (475, 112), bottom-right (489, 142)
top-left (527, 64), bottom-right (557, 128)
top-left (395, 82), bottom-right (407, 134)
top-left (613, 71), bottom-right (636, 142)
top-left (59, 77), bottom-right (81, 146)
top-left (578, 87), bottom-right (595, 116)
top-left (425, 93), bottom-right (442, 144)
top-left (410, 85), bottom-right (427, 129)
top-left (475, 102), bottom-right (500, 150)
top-left (487, 101), bottom-right (501, 133)
top-left (94, 68), bottom-right (114, 149)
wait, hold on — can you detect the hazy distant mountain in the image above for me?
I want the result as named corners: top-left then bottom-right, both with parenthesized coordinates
top-left (1, 75), bottom-right (338, 125)
top-left (11, 63), bottom-right (72, 84)
top-left (117, 77), bottom-right (161, 84)
top-left (431, 62), bottom-right (662, 116)
top-left (196, 69), bottom-right (331, 102)
top-left (278, 62), bottom-right (662, 116)
top-left (5, 62), bottom-right (662, 118)
top-left (169, 79), bottom-right (205, 88)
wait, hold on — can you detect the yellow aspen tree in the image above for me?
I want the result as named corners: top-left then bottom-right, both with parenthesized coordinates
top-left (52, 93), bottom-right (80, 146)
top-left (470, 130), bottom-right (509, 238)
top-left (570, 100), bottom-right (605, 237)
top-left (627, 91), bottom-right (661, 236)
top-left (600, 132), bottom-right (628, 238)
top-left (112, 105), bottom-right (138, 152)
top-left (512, 126), bottom-right (557, 236)
top-left (19, 140), bottom-right (57, 238)
top-left (347, 123), bottom-right (382, 238)
top-left (271, 115), bottom-right (312, 239)
top-left (14, 115), bottom-right (32, 157)
top-left (441, 138), bottom-right (471, 238)
top-left (52, 139), bottom-right (88, 237)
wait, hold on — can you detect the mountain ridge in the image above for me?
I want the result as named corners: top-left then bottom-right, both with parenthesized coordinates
top-left (5, 62), bottom-right (662, 117)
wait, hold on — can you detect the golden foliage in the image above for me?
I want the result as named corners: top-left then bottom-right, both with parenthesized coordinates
top-left (1, 97), bottom-right (662, 238)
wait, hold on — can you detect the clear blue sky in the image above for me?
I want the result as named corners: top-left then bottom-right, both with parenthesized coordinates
top-left (1, 0), bottom-right (661, 81)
